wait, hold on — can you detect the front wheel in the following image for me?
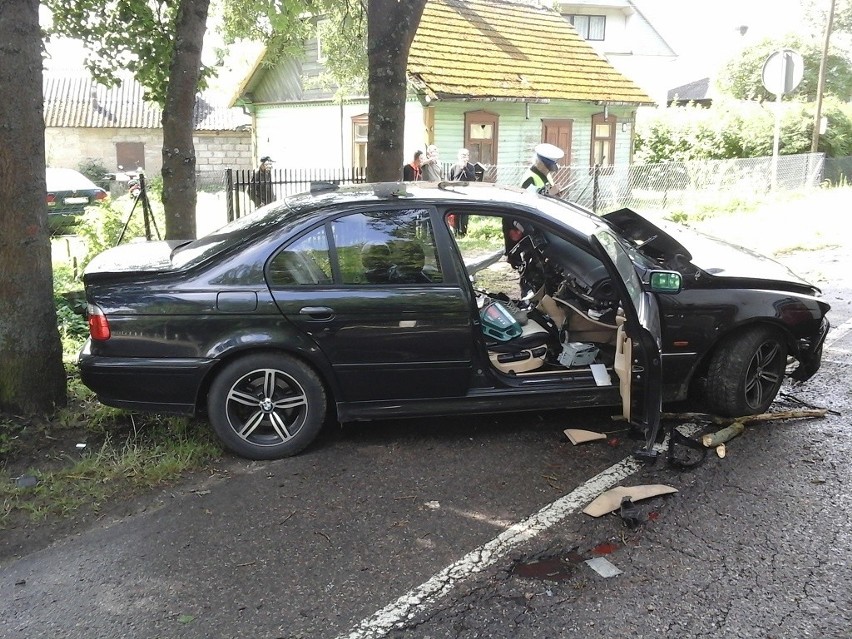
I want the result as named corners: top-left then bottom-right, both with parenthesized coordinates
top-left (704, 326), bottom-right (788, 416)
top-left (207, 353), bottom-right (327, 460)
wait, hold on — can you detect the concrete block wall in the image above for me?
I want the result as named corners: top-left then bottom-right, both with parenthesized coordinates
top-left (45, 127), bottom-right (253, 176)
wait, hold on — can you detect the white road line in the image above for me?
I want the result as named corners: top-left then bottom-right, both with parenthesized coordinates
top-left (340, 318), bottom-right (849, 639)
top-left (340, 427), bottom-right (697, 639)
top-left (826, 317), bottom-right (852, 349)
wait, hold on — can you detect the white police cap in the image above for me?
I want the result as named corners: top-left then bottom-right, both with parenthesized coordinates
top-left (534, 143), bottom-right (564, 162)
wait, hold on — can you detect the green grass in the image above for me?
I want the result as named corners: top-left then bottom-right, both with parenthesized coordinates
top-left (1, 420), bottom-right (221, 523)
top-left (1, 212), bottom-right (221, 530)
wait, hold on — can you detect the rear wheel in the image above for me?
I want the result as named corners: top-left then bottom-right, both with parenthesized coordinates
top-left (704, 326), bottom-right (787, 416)
top-left (207, 353), bottom-right (327, 460)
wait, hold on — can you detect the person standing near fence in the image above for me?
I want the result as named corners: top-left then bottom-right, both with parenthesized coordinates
top-left (449, 148), bottom-right (476, 182)
top-left (248, 156), bottom-right (275, 207)
top-left (504, 144), bottom-right (565, 256)
top-left (521, 143), bottom-right (563, 197)
top-left (402, 151), bottom-right (423, 181)
top-left (421, 144), bottom-right (444, 181)
top-left (448, 148), bottom-right (476, 236)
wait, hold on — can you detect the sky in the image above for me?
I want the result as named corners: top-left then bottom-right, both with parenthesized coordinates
top-left (637, 0), bottom-right (805, 78)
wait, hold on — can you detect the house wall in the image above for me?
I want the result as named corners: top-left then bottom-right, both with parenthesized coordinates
top-left (44, 127), bottom-right (252, 175)
top-left (249, 99), bottom-right (635, 173)
top-left (254, 100), bottom-right (426, 171)
top-left (195, 133), bottom-right (254, 172)
top-left (45, 127), bottom-right (162, 174)
top-left (431, 101), bottom-right (635, 169)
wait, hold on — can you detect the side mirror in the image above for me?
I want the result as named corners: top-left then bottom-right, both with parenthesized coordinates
top-left (648, 270), bottom-right (682, 294)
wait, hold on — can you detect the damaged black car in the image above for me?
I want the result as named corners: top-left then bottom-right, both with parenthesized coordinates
top-left (77, 182), bottom-right (830, 460)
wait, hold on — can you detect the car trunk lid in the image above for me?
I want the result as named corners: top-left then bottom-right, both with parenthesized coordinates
top-left (83, 240), bottom-right (187, 282)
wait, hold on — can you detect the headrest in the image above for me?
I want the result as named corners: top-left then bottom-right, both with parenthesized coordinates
top-left (391, 238), bottom-right (425, 272)
top-left (361, 242), bottom-right (391, 270)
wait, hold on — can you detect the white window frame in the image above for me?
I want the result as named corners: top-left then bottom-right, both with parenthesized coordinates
top-left (566, 14), bottom-right (606, 41)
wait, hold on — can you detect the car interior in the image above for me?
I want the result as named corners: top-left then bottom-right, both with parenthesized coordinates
top-left (447, 210), bottom-right (621, 379)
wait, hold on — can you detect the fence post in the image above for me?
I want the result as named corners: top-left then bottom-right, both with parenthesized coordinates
top-left (592, 163), bottom-right (600, 213)
top-left (225, 168), bottom-right (235, 223)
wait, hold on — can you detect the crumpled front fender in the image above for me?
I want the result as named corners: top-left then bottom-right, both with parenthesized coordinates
top-left (789, 316), bottom-right (830, 383)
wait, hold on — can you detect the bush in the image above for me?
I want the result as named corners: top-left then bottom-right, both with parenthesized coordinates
top-left (77, 158), bottom-right (111, 189)
top-left (74, 197), bottom-right (166, 271)
top-left (636, 98), bottom-right (852, 163)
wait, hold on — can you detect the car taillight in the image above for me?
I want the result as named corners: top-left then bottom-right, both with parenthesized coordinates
top-left (46, 193), bottom-right (56, 206)
top-left (94, 190), bottom-right (107, 202)
top-left (87, 303), bottom-right (111, 341)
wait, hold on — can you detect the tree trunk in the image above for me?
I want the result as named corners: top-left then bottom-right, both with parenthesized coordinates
top-left (366, 0), bottom-right (427, 182)
top-left (0, 0), bottom-right (67, 413)
top-left (161, 0), bottom-right (210, 240)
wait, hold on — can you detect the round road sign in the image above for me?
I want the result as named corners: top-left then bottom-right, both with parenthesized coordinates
top-left (762, 49), bottom-right (804, 96)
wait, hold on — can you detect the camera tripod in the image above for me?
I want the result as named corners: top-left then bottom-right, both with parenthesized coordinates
top-left (117, 172), bottom-right (161, 245)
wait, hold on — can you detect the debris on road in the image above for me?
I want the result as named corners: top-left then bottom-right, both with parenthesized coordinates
top-left (618, 497), bottom-right (643, 529)
top-left (583, 485), bottom-right (678, 518)
top-left (663, 408), bottom-right (828, 426)
top-left (563, 428), bottom-right (607, 445)
top-left (695, 408), bottom-right (830, 450)
top-left (585, 556), bottom-right (622, 578)
top-left (702, 421), bottom-right (745, 448)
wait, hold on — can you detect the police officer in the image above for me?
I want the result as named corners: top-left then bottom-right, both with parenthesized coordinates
top-left (521, 143), bottom-right (564, 196)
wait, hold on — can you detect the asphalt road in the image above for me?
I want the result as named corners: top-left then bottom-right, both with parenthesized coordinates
top-left (3, 242), bottom-right (850, 639)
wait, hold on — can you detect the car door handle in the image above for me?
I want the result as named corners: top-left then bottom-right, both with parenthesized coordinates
top-left (299, 306), bottom-right (334, 319)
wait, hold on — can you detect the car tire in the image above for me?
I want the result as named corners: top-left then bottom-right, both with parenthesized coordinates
top-left (207, 353), bottom-right (327, 460)
top-left (704, 326), bottom-right (788, 417)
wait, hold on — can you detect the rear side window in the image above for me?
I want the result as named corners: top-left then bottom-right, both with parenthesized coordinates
top-left (331, 208), bottom-right (443, 285)
top-left (268, 226), bottom-right (333, 285)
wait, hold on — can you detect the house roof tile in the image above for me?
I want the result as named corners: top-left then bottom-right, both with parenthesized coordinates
top-left (43, 73), bottom-right (251, 131)
top-left (409, 0), bottom-right (653, 104)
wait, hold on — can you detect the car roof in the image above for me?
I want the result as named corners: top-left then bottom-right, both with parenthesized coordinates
top-left (46, 167), bottom-right (101, 190)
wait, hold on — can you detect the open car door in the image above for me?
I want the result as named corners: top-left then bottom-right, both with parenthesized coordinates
top-left (590, 229), bottom-right (665, 460)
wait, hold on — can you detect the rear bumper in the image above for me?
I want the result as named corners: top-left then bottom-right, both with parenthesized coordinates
top-left (77, 343), bottom-right (215, 414)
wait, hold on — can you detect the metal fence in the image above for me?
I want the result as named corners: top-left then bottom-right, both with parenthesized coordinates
top-left (497, 152), bottom-right (825, 214)
top-left (223, 167), bottom-right (367, 222)
top-left (212, 153), bottom-right (826, 222)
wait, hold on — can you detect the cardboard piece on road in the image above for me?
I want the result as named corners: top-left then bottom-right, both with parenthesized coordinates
top-left (564, 428), bottom-right (607, 445)
top-left (585, 556), bottom-right (622, 578)
top-left (583, 484), bottom-right (678, 518)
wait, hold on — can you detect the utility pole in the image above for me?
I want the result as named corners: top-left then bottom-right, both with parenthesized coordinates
top-left (811, 0), bottom-right (837, 153)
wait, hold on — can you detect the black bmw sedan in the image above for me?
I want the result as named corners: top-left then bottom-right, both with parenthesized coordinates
top-left (77, 182), bottom-right (830, 460)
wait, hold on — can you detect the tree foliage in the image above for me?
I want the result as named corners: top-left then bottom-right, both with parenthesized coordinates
top-left (716, 34), bottom-right (852, 102)
top-left (45, 0), bottom-right (213, 106)
top-left (635, 98), bottom-right (852, 163)
top-left (220, 0), bottom-right (369, 96)
top-left (46, 0), bottom-right (213, 239)
top-left (803, 0), bottom-right (852, 37)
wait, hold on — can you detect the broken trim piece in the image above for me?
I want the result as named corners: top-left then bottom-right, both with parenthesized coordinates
top-left (582, 484), bottom-right (678, 518)
top-left (564, 428), bottom-right (607, 445)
